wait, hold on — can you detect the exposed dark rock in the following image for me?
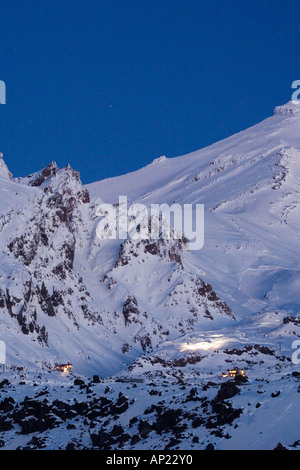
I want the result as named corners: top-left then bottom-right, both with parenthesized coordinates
top-left (152, 408), bottom-right (183, 435)
top-left (123, 296), bottom-right (140, 326)
top-left (90, 430), bottom-right (116, 449)
top-left (216, 381), bottom-right (240, 400)
top-left (185, 387), bottom-right (200, 402)
top-left (74, 378), bottom-right (85, 387)
top-left (111, 393), bottom-right (129, 415)
top-left (224, 344), bottom-right (275, 356)
top-left (38, 282), bottom-right (56, 317)
top-left (274, 442), bottom-right (288, 450)
top-left (0, 397), bottom-right (15, 413)
top-left (29, 162), bottom-right (59, 187)
top-left (234, 374), bottom-right (248, 385)
top-left (131, 434), bottom-right (141, 445)
top-left (205, 443), bottom-right (215, 450)
top-left (135, 333), bottom-right (152, 353)
top-left (210, 398), bottom-right (242, 427)
top-left (138, 419), bottom-right (153, 439)
top-left (196, 279), bottom-right (234, 319)
top-left (283, 316), bottom-right (300, 327)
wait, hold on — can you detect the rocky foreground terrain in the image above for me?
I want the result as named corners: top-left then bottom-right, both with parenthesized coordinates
top-left (0, 343), bottom-right (299, 450)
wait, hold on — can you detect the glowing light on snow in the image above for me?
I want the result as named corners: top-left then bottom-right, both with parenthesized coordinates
top-left (180, 338), bottom-right (227, 352)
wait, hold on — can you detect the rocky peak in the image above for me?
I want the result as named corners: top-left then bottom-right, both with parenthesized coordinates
top-left (24, 161), bottom-right (90, 219)
top-left (43, 164), bottom-right (90, 209)
top-left (0, 153), bottom-right (13, 179)
top-left (29, 161), bottom-right (59, 187)
top-left (274, 100), bottom-right (300, 117)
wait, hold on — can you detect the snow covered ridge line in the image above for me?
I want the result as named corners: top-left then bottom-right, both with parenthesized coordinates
top-left (95, 196), bottom-right (205, 250)
top-left (0, 80), bottom-right (6, 104)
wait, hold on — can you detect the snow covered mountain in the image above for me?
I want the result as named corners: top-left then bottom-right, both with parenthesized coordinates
top-left (0, 101), bottom-right (299, 450)
top-left (0, 154), bottom-right (236, 376)
top-left (87, 100), bottom-right (300, 318)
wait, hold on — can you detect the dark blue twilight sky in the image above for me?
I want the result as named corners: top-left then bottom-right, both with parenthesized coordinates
top-left (0, 0), bottom-right (299, 184)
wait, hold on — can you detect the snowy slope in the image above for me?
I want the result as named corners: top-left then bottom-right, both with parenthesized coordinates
top-left (87, 101), bottom-right (300, 316)
top-left (0, 101), bottom-right (299, 450)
